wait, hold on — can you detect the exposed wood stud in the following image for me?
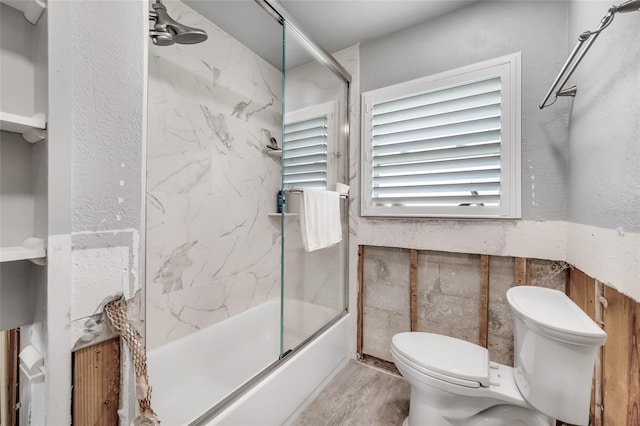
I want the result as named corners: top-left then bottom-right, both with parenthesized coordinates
top-left (594, 280), bottom-right (604, 426)
top-left (568, 268), bottom-right (598, 426)
top-left (357, 245), bottom-right (365, 358)
top-left (410, 249), bottom-right (418, 332)
top-left (514, 257), bottom-right (527, 286)
top-left (73, 338), bottom-right (121, 426)
top-left (478, 255), bottom-right (490, 348)
top-left (1, 329), bottom-right (19, 426)
top-left (602, 285), bottom-right (640, 426)
top-left (524, 259), bottom-right (531, 286)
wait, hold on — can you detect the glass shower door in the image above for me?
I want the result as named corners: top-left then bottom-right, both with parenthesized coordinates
top-left (280, 21), bottom-right (350, 354)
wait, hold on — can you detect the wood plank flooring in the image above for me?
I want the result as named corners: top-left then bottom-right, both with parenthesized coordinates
top-left (292, 360), bottom-right (410, 426)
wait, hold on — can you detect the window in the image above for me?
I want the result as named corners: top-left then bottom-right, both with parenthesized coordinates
top-left (361, 53), bottom-right (521, 218)
top-left (283, 101), bottom-right (338, 190)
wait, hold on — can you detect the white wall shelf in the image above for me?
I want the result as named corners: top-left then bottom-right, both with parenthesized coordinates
top-left (0, 111), bottom-right (46, 143)
top-left (268, 212), bottom-right (298, 217)
top-left (265, 149), bottom-right (282, 158)
top-left (0, 238), bottom-right (46, 265)
top-left (0, 0), bottom-right (46, 24)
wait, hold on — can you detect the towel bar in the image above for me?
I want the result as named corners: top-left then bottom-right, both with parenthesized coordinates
top-left (284, 188), bottom-right (348, 198)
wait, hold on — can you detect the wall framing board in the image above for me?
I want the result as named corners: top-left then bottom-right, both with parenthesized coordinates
top-left (72, 337), bottom-right (121, 425)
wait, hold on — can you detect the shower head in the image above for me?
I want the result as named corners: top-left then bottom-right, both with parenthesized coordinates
top-left (149, 1), bottom-right (208, 46)
top-left (615, 0), bottom-right (640, 13)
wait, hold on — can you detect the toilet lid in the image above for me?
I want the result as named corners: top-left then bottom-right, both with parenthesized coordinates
top-left (392, 332), bottom-right (490, 387)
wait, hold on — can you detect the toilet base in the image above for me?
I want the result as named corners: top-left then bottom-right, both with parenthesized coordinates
top-left (404, 405), bottom-right (554, 426)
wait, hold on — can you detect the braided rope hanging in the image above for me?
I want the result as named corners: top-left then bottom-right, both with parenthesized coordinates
top-left (104, 297), bottom-right (160, 425)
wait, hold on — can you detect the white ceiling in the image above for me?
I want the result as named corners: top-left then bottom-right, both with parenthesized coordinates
top-left (279, 0), bottom-right (476, 55)
top-left (184, 0), bottom-right (476, 69)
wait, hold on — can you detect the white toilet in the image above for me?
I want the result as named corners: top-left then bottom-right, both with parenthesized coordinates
top-left (391, 286), bottom-right (607, 426)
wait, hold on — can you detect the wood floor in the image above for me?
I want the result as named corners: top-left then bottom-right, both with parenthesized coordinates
top-left (292, 360), bottom-right (410, 426)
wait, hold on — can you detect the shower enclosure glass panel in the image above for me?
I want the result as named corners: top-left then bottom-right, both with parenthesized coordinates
top-left (281, 23), bottom-right (350, 354)
top-left (146, 1), bottom-right (349, 423)
top-left (146, 0), bottom-right (284, 422)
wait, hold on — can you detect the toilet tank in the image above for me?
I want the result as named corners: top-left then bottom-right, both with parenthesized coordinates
top-left (506, 286), bottom-right (607, 426)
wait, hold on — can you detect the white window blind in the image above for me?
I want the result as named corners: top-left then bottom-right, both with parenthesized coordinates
top-left (283, 101), bottom-right (338, 191)
top-left (361, 53), bottom-right (521, 218)
top-left (283, 115), bottom-right (328, 190)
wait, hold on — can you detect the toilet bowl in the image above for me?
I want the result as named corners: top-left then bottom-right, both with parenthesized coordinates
top-left (391, 332), bottom-right (552, 426)
top-left (392, 286), bottom-right (607, 426)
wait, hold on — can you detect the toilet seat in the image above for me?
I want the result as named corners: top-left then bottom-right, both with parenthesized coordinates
top-left (391, 332), bottom-right (490, 388)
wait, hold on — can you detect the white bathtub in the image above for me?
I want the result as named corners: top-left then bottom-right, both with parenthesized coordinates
top-left (147, 298), bottom-right (350, 425)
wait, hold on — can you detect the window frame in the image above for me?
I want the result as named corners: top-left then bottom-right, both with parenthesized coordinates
top-left (361, 53), bottom-right (521, 219)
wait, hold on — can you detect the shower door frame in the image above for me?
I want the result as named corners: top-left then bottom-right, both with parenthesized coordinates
top-left (189, 1), bottom-right (352, 423)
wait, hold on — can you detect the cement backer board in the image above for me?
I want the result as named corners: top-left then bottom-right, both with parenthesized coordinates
top-left (362, 246), bottom-right (410, 361)
top-left (417, 251), bottom-right (480, 345)
top-left (488, 255), bottom-right (515, 366)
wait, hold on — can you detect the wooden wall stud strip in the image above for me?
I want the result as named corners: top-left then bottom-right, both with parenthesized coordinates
top-left (594, 280), bottom-right (604, 426)
top-left (602, 285), bottom-right (640, 426)
top-left (0, 329), bottom-right (20, 426)
top-left (568, 268), bottom-right (598, 426)
top-left (357, 245), bottom-right (365, 358)
top-left (514, 257), bottom-right (527, 286)
top-left (7, 329), bottom-right (19, 426)
top-left (73, 338), bottom-right (121, 426)
top-left (568, 268), bottom-right (588, 313)
top-left (478, 255), bottom-right (490, 348)
top-left (410, 249), bottom-right (418, 332)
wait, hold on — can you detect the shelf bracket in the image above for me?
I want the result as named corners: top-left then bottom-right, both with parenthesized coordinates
top-left (0, 0), bottom-right (47, 25)
top-left (0, 112), bottom-right (47, 143)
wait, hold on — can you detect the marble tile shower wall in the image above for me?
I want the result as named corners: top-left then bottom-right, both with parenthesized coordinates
top-left (362, 247), bottom-right (567, 365)
top-left (146, 0), bottom-right (283, 350)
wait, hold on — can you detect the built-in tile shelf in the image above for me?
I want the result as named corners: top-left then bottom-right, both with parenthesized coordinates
top-left (0, 0), bottom-right (46, 24)
top-left (0, 238), bottom-right (46, 265)
top-left (267, 212), bottom-right (298, 217)
top-left (0, 112), bottom-right (46, 143)
top-left (265, 149), bottom-right (282, 158)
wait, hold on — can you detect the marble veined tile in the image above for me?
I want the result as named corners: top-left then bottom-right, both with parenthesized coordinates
top-left (146, 0), bottom-right (283, 349)
top-left (146, 282), bottom-right (229, 350)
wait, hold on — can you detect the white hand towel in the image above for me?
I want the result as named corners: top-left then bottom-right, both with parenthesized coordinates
top-left (299, 189), bottom-right (342, 252)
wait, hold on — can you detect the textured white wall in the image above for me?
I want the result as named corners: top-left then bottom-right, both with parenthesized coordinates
top-left (66, 0), bottom-right (146, 352)
top-left (361, 0), bottom-right (570, 222)
top-left (354, 0), bottom-right (639, 302)
top-left (353, 2), bottom-right (571, 265)
top-left (44, 0), bottom-right (148, 424)
top-left (566, 1), bottom-right (640, 301)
